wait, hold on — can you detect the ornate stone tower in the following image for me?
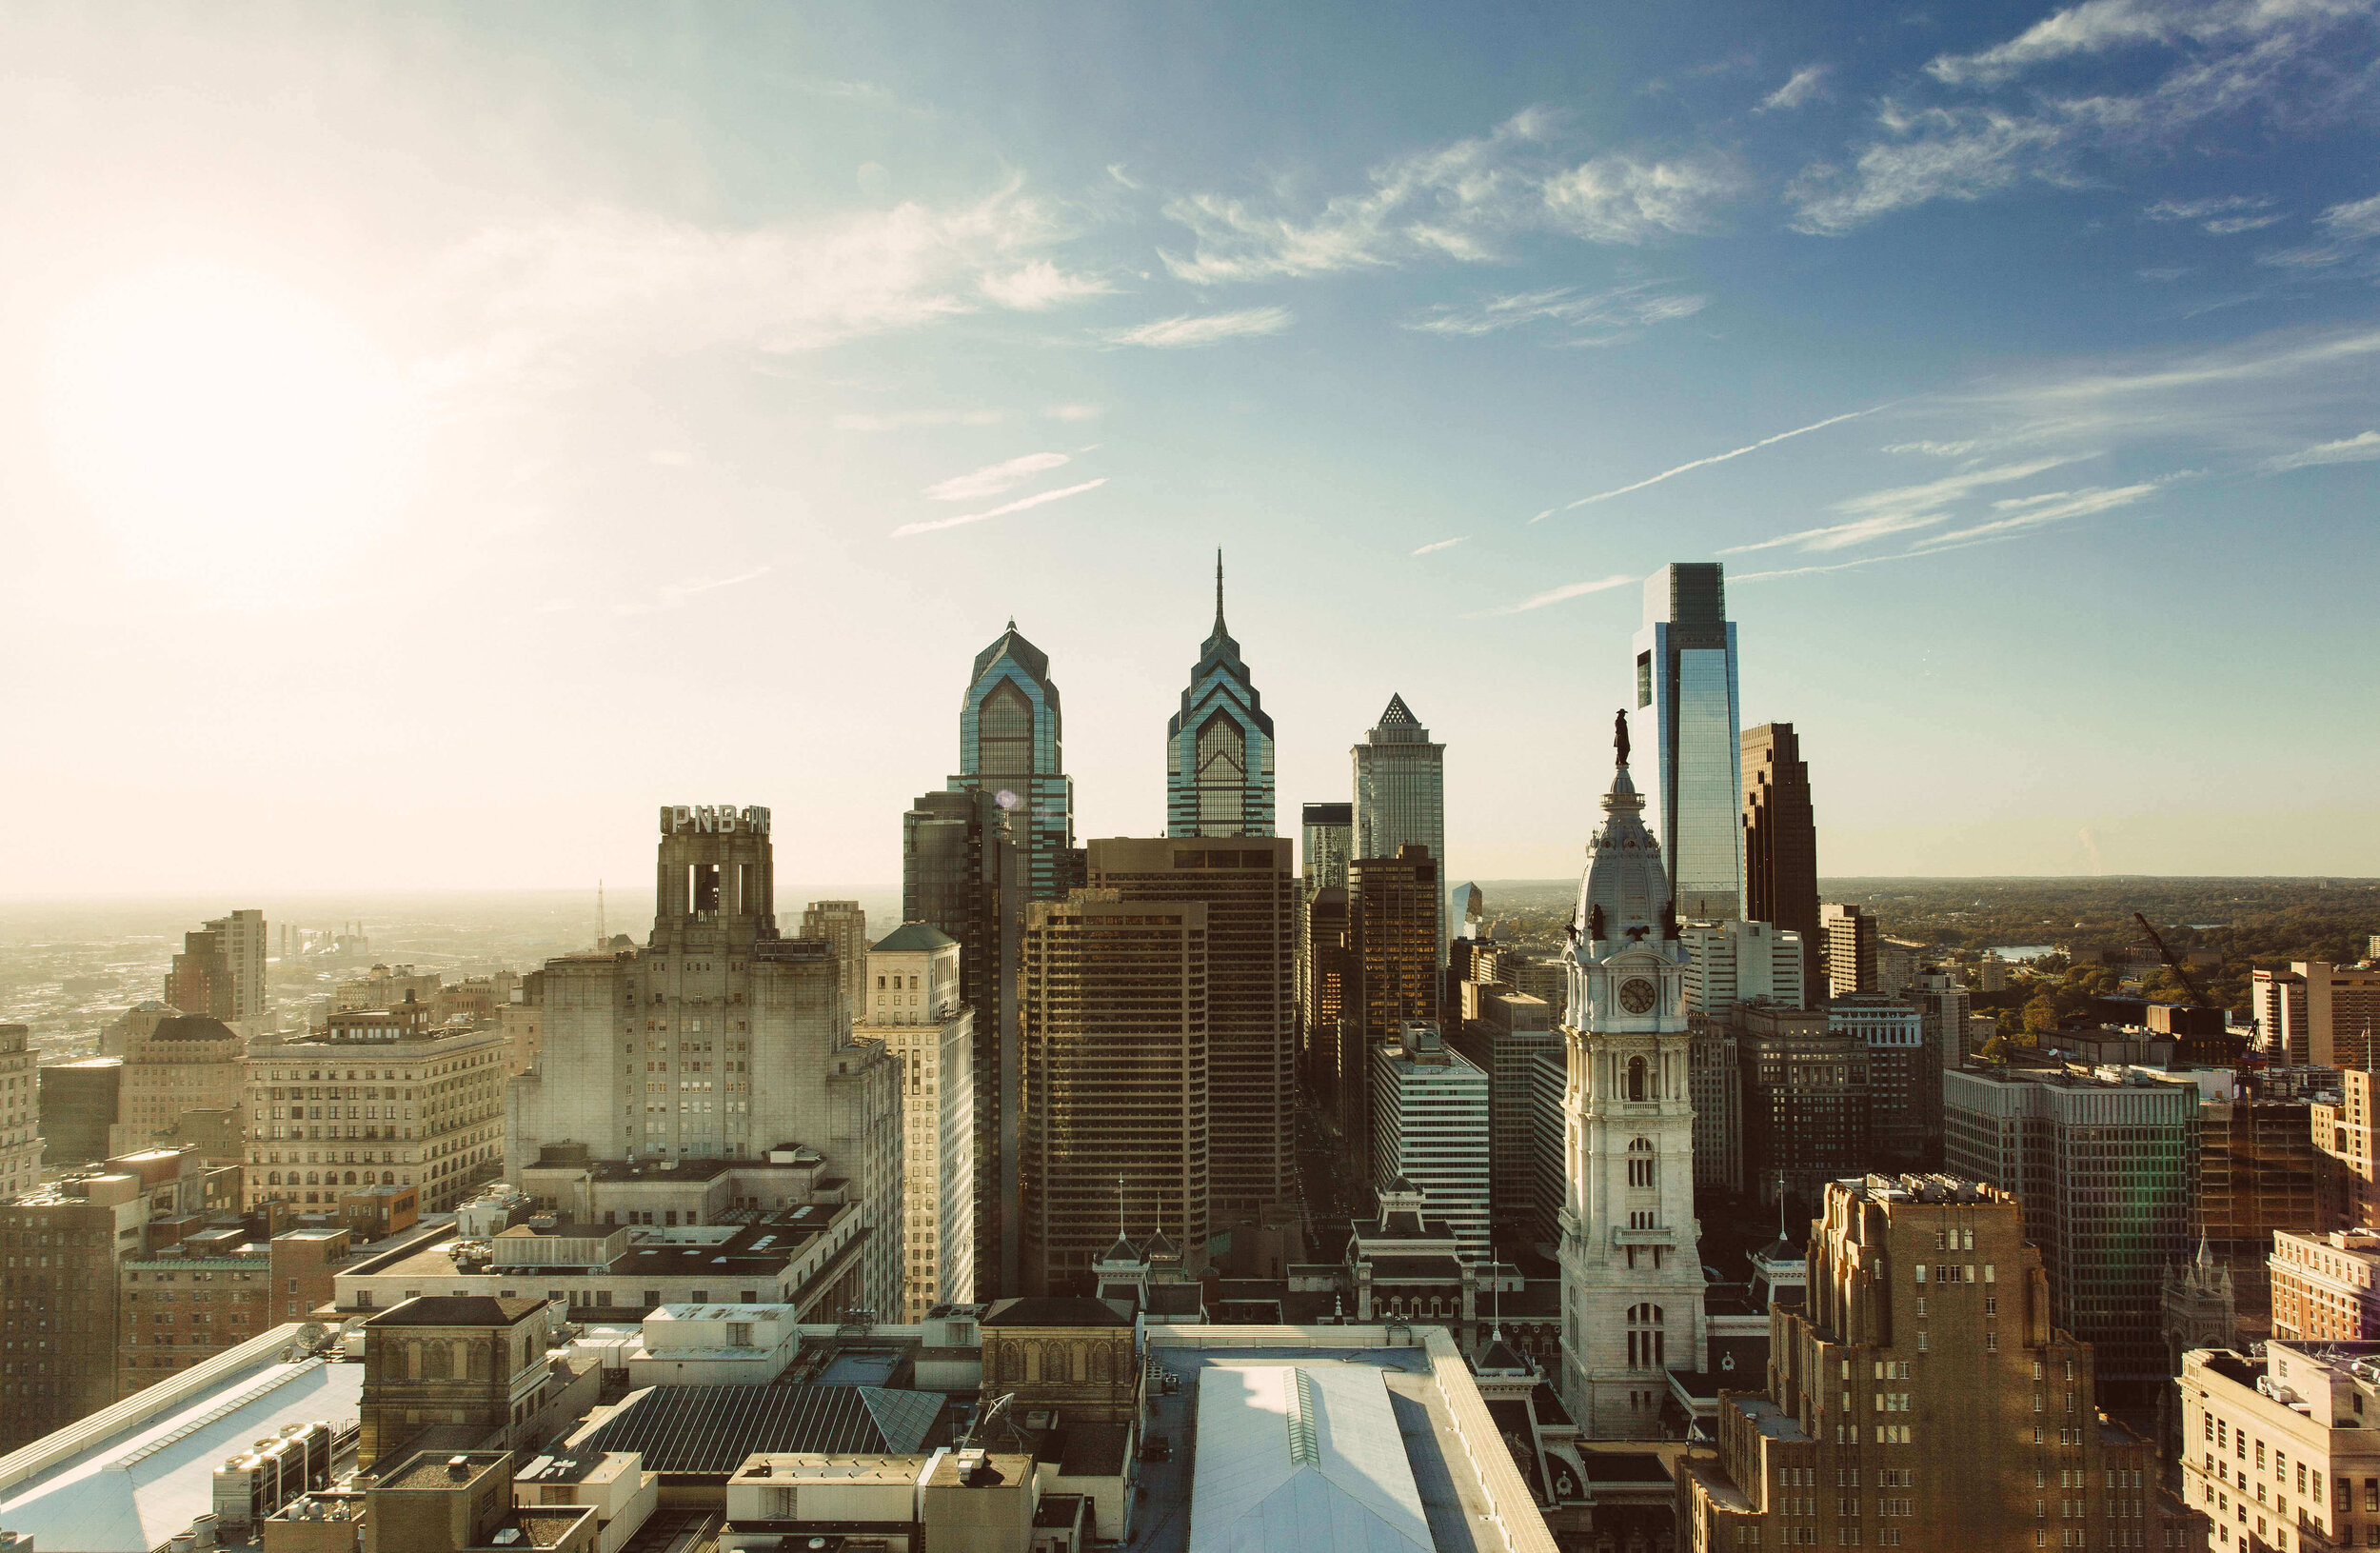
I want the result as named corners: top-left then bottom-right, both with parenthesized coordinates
top-left (2159, 1235), bottom-right (2236, 1483)
top-left (1557, 711), bottom-right (1708, 1439)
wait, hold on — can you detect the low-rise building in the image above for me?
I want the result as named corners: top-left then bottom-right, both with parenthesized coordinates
top-left (356, 1297), bottom-right (595, 1467)
top-left (2270, 1228), bottom-right (2380, 1344)
top-left (625, 1303), bottom-right (801, 1386)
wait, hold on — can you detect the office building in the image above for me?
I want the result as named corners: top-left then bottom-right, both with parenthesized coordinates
top-left (2316, 1067), bottom-right (2380, 1237)
top-left (336, 963), bottom-right (442, 1013)
top-left (1369, 1023), bottom-right (1490, 1259)
top-left (1945, 1065), bottom-right (2198, 1409)
top-left (1679, 1175), bottom-right (2194, 1553)
top-left (1556, 726), bottom-right (1707, 1438)
top-left (1165, 554), bottom-right (1276, 838)
top-left (1018, 896), bottom-right (1208, 1297)
top-left (1528, 1048), bottom-right (1567, 1250)
top-left (2268, 1228), bottom-right (2380, 1343)
top-left (1087, 837), bottom-right (1295, 1218)
top-left (2196, 1089), bottom-right (2317, 1340)
top-left (165, 909), bottom-right (268, 1028)
top-left (40, 1054), bottom-right (120, 1166)
top-left (1736, 1004), bottom-right (1870, 1213)
top-left (852, 923), bottom-right (976, 1318)
top-left (1352, 694), bottom-right (1447, 961)
top-left (118, 1225), bottom-right (367, 1396)
top-left (1829, 990), bottom-right (1931, 1170)
top-left (1300, 802), bottom-right (1352, 890)
top-left (1300, 884), bottom-right (1352, 1097)
top-left (948, 621), bottom-right (1080, 900)
top-left (0, 1145), bottom-right (212, 1451)
top-left (1908, 965), bottom-right (1973, 1079)
top-left (2257, 961), bottom-right (2380, 1068)
top-left (506, 805), bottom-right (901, 1317)
top-left (1821, 901), bottom-right (1878, 998)
top-left (2180, 1341), bottom-right (2379, 1551)
top-left (1633, 563), bottom-right (1740, 922)
top-left (1877, 937), bottom-right (1927, 999)
top-left (902, 785), bottom-right (1024, 1297)
top-left (109, 1012), bottom-right (247, 1160)
top-left (1447, 987), bottom-right (1557, 1246)
top-left (1687, 1017), bottom-right (1743, 1195)
top-left (500, 968), bottom-right (544, 1077)
top-left (249, 1000), bottom-right (504, 1215)
top-left (1340, 845), bottom-right (1440, 1166)
top-left (1739, 722), bottom-right (1822, 1002)
top-left (1678, 918), bottom-right (1805, 1016)
top-left (0, 1025), bottom-right (38, 1198)
top-left (797, 900), bottom-right (868, 1024)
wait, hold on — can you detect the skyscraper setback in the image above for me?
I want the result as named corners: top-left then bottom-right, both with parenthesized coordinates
top-left (1633, 564), bottom-right (1741, 922)
top-left (1166, 553), bottom-right (1275, 837)
top-left (1740, 722), bottom-right (1821, 1004)
top-left (951, 623), bottom-right (1080, 898)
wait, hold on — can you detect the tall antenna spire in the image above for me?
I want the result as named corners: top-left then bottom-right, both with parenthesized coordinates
top-left (1118, 1175), bottom-right (1126, 1242)
top-left (1213, 548), bottom-right (1226, 636)
top-left (597, 879), bottom-right (606, 949)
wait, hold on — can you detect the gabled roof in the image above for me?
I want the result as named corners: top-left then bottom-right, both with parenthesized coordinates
top-left (575, 1384), bottom-right (944, 1472)
top-left (367, 1296), bottom-right (545, 1328)
top-left (870, 923), bottom-right (957, 954)
top-left (982, 1296), bottom-right (1131, 1328)
top-left (1188, 1365), bottom-right (1433, 1553)
top-left (971, 623), bottom-right (1052, 687)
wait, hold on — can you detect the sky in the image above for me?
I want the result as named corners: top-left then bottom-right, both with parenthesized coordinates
top-left (2, 0), bottom-right (2376, 901)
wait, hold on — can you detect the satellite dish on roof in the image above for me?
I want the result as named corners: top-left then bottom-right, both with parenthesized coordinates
top-left (295, 1324), bottom-right (328, 1352)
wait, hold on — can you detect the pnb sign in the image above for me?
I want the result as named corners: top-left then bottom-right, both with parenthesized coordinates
top-left (659, 805), bottom-right (772, 835)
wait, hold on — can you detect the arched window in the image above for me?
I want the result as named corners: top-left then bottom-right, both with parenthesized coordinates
top-left (268, 1172), bottom-right (282, 1185)
top-left (384, 1171), bottom-right (397, 1185)
top-left (1626, 1056), bottom-right (1647, 1103)
top-left (1626, 1304), bottom-right (1666, 1370)
top-left (1627, 1138), bottom-right (1656, 1188)
top-left (344, 1171), bottom-right (358, 1185)
top-left (424, 1343), bottom-right (452, 1381)
top-left (306, 1171), bottom-right (320, 1185)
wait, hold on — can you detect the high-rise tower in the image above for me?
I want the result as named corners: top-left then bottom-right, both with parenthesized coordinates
top-left (1166, 553), bottom-right (1276, 838)
top-left (1557, 712), bottom-right (1706, 1438)
top-left (1352, 695), bottom-right (1447, 964)
top-left (1632, 564), bottom-right (1740, 922)
top-left (952, 623), bottom-right (1080, 899)
top-left (1740, 722), bottom-right (1821, 1003)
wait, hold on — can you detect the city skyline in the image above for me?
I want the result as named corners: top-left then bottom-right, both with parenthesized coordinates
top-left (3, 4), bottom-right (2377, 896)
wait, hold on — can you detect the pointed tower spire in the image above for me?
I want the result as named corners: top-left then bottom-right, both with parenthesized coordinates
top-left (1213, 548), bottom-right (1226, 637)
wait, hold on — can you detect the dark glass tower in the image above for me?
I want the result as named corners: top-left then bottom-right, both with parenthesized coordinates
top-left (1633, 563), bottom-right (1741, 921)
top-left (952, 623), bottom-right (1080, 900)
top-left (1740, 722), bottom-right (1823, 1007)
top-left (1166, 553), bottom-right (1276, 837)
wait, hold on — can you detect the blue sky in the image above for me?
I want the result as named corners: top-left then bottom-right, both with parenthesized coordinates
top-left (1, 1), bottom-right (2374, 896)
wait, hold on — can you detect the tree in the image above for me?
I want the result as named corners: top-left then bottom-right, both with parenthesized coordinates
top-left (1979, 1034), bottom-right (2013, 1064)
top-left (2023, 995), bottom-right (2061, 1035)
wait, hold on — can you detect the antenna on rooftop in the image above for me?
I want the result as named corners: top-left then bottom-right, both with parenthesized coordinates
top-left (597, 880), bottom-right (606, 949)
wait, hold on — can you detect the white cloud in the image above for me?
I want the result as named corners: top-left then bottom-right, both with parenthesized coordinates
top-left (1484, 573), bottom-right (1637, 615)
top-left (2322, 191), bottom-right (2380, 238)
top-left (2144, 194), bottom-right (2272, 222)
top-left (891, 477), bottom-right (1108, 538)
top-left (2267, 428), bottom-right (2380, 468)
top-left (1759, 65), bottom-right (1832, 111)
top-left (1411, 536), bottom-right (1467, 555)
top-left (1538, 407), bottom-right (1881, 518)
top-left (1787, 105), bottom-right (2066, 235)
top-left (922, 452), bottom-right (1071, 502)
top-left (978, 260), bottom-right (1114, 309)
top-left (1044, 404), bottom-right (1103, 422)
top-left (1405, 282), bottom-right (1706, 339)
top-left (1158, 110), bottom-right (1740, 284)
top-left (613, 565), bottom-right (773, 616)
top-left (833, 408), bottom-right (1002, 431)
top-left (1882, 439), bottom-right (1986, 456)
top-left (1921, 482), bottom-right (2160, 546)
top-left (1926, 0), bottom-right (2189, 85)
top-left (1104, 307), bottom-right (1293, 348)
top-left (1720, 456), bottom-right (2082, 554)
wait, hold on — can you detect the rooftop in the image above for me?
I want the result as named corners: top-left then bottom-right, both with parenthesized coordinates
top-left (981, 1296), bottom-right (1131, 1328)
top-left (573, 1384), bottom-right (946, 1474)
top-left (368, 1296), bottom-right (547, 1328)
top-left (377, 1449), bottom-right (509, 1491)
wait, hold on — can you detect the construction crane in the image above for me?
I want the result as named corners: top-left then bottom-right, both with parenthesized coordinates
top-left (2134, 911), bottom-right (2213, 1008)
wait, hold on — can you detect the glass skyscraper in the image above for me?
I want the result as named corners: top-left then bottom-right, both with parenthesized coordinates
top-left (1632, 563), bottom-right (1741, 922)
top-left (951, 620), bottom-right (1079, 900)
top-left (1351, 693), bottom-right (1447, 962)
top-left (1166, 553), bottom-right (1276, 837)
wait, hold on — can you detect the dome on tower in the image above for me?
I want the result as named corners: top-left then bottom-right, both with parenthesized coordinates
top-left (1572, 714), bottom-right (1676, 961)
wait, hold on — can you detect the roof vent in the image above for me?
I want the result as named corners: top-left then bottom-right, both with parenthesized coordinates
top-left (446, 1455), bottom-right (471, 1480)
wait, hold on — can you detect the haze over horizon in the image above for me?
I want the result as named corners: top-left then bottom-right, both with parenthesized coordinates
top-left (4, 3), bottom-right (2375, 896)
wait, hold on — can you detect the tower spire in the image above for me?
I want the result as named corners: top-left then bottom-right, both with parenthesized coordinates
top-left (1213, 548), bottom-right (1226, 637)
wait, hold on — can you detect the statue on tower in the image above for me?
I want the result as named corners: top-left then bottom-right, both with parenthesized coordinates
top-left (1614, 708), bottom-right (1631, 767)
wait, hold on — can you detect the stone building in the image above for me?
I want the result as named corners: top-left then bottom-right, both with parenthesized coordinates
top-left (853, 923), bottom-right (975, 1318)
top-left (109, 1012), bottom-right (248, 1159)
top-left (507, 805), bottom-right (901, 1319)
top-left (977, 1296), bottom-right (1139, 1425)
top-left (0, 1025), bottom-right (40, 1198)
top-left (358, 1296), bottom-right (590, 1467)
top-left (1679, 1175), bottom-right (2202, 1552)
top-left (2179, 1341), bottom-right (2380, 1550)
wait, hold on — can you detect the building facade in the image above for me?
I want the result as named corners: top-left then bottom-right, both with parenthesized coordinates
top-left (38, 1055), bottom-right (118, 1168)
top-left (1351, 694), bottom-right (1446, 960)
top-left (2179, 1341), bottom-right (2378, 1552)
top-left (1633, 564), bottom-right (1740, 923)
top-left (1369, 1024), bottom-right (1490, 1259)
top-left (950, 623), bottom-right (1079, 901)
top-left (165, 909), bottom-right (268, 1027)
top-left (1557, 728), bottom-right (1707, 1438)
top-left (1340, 845), bottom-right (1440, 1167)
top-left (1018, 896), bottom-right (1208, 1297)
top-left (0, 1025), bottom-right (39, 1198)
top-left (1679, 1175), bottom-right (2197, 1553)
top-left (1299, 802), bottom-right (1353, 892)
top-left (1445, 987), bottom-right (1557, 1248)
top-left (506, 805), bottom-right (901, 1317)
top-left (1678, 918), bottom-right (1805, 1016)
top-left (2198, 1091), bottom-right (2318, 1341)
top-left (110, 1012), bottom-right (248, 1159)
top-left (1740, 722), bottom-right (1822, 1003)
top-left (853, 924), bottom-right (976, 1319)
top-left (798, 901), bottom-right (868, 1026)
top-left (2256, 961), bottom-right (2380, 1069)
top-left (1945, 1065), bottom-right (2199, 1410)
top-left (1687, 1017), bottom-right (1744, 1196)
top-left (250, 1012), bottom-right (505, 1214)
top-left (1086, 837), bottom-right (1294, 1220)
top-left (2269, 1228), bottom-right (2380, 1343)
top-left (1736, 1004), bottom-right (1871, 1215)
top-left (1821, 902), bottom-right (1878, 999)
top-left (1829, 991), bottom-right (1931, 1170)
top-left (1165, 556), bottom-right (1276, 838)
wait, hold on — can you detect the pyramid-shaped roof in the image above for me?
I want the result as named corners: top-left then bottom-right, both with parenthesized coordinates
top-left (871, 923), bottom-right (958, 954)
top-left (1377, 693), bottom-right (1418, 727)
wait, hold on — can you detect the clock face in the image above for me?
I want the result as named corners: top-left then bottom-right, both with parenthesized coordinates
top-left (1617, 977), bottom-right (1657, 1014)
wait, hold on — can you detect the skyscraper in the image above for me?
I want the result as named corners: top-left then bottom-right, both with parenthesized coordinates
top-left (1018, 896), bottom-right (1208, 1296)
top-left (1086, 837), bottom-right (1295, 1219)
top-left (1351, 694), bottom-right (1446, 960)
top-left (1370, 1024), bottom-right (1490, 1260)
top-left (1740, 722), bottom-right (1821, 1003)
top-left (853, 924), bottom-right (974, 1318)
top-left (1165, 554), bottom-right (1276, 838)
top-left (1557, 717), bottom-right (1706, 1437)
top-left (1632, 564), bottom-right (1740, 922)
top-left (799, 900), bottom-right (869, 1025)
top-left (951, 623), bottom-right (1080, 898)
top-left (1299, 802), bottom-right (1353, 891)
top-left (164, 909), bottom-right (268, 1026)
top-left (902, 786), bottom-right (1024, 1295)
top-left (1341, 845), bottom-right (1439, 1167)
top-left (1821, 901), bottom-right (1878, 997)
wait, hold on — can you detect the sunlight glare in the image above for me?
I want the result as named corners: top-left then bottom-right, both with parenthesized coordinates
top-left (41, 261), bottom-right (419, 600)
